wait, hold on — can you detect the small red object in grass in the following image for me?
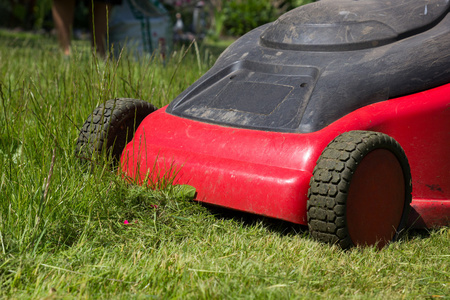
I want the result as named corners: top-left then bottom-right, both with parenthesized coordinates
top-left (123, 220), bottom-right (129, 225)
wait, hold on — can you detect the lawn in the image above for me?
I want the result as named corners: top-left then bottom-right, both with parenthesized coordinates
top-left (0, 30), bottom-right (449, 299)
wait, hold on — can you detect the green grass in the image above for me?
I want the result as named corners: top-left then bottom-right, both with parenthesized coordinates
top-left (0, 31), bottom-right (449, 299)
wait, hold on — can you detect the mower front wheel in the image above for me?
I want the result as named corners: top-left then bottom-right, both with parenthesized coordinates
top-left (307, 131), bottom-right (412, 249)
top-left (76, 98), bottom-right (157, 161)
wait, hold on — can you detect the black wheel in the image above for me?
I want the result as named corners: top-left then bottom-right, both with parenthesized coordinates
top-left (76, 98), bottom-right (157, 161)
top-left (307, 131), bottom-right (412, 249)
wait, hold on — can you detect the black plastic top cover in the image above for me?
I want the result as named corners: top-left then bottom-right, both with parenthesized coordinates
top-left (260, 0), bottom-right (450, 51)
top-left (167, 0), bottom-right (450, 133)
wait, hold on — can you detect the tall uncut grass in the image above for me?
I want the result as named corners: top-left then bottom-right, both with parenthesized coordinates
top-left (0, 30), bottom-right (449, 299)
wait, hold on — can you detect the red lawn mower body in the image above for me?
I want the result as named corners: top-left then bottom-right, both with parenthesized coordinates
top-left (119, 0), bottom-right (450, 246)
top-left (121, 84), bottom-right (449, 229)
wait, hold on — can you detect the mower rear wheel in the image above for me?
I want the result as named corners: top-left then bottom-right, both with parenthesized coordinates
top-left (307, 131), bottom-right (412, 249)
top-left (76, 98), bottom-right (157, 161)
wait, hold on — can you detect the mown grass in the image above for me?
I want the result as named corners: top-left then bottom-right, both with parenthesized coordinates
top-left (0, 30), bottom-right (449, 299)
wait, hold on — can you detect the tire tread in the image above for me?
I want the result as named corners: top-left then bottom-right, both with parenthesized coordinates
top-left (76, 98), bottom-right (157, 161)
top-left (307, 131), bottom-right (412, 249)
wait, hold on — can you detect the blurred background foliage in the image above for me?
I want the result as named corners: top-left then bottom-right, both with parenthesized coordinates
top-left (220, 0), bottom-right (313, 36)
top-left (0, 0), bottom-right (51, 30)
top-left (0, 0), bottom-right (313, 37)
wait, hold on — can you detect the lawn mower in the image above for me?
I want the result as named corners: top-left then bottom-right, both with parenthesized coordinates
top-left (77, 0), bottom-right (450, 249)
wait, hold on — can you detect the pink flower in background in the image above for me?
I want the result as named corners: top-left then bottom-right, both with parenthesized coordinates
top-left (123, 220), bottom-right (129, 225)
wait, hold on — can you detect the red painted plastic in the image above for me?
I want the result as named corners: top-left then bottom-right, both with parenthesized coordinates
top-left (121, 83), bottom-right (450, 228)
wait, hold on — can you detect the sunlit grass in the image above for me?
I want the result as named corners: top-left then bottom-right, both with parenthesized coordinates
top-left (0, 30), bottom-right (448, 299)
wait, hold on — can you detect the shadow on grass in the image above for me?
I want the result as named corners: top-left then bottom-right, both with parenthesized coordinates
top-left (202, 202), bottom-right (441, 245)
top-left (201, 203), bottom-right (308, 237)
top-left (404, 228), bottom-right (432, 240)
